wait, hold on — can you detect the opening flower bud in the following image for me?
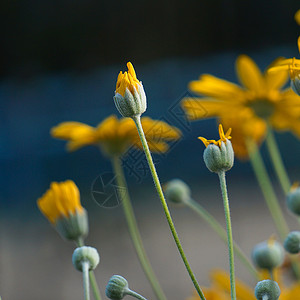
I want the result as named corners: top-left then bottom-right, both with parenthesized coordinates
top-left (252, 239), bottom-right (284, 270)
top-left (72, 246), bottom-right (100, 272)
top-left (114, 62), bottom-right (147, 118)
top-left (163, 179), bottom-right (191, 205)
top-left (255, 280), bottom-right (280, 300)
top-left (199, 125), bottom-right (234, 173)
top-left (284, 231), bottom-right (300, 254)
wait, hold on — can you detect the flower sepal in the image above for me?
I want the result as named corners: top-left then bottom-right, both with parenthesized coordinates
top-left (55, 208), bottom-right (89, 241)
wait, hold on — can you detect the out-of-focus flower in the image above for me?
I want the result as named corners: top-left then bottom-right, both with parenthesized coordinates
top-left (188, 270), bottom-right (300, 300)
top-left (114, 62), bottom-right (147, 117)
top-left (37, 180), bottom-right (88, 241)
top-left (182, 55), bottom-right (300, 159)
top-left (295, 10), bottom-right (300, 25)
top-left (269, 38), bottom-right (300, 96)
top-left (51, 115), bottom-right (181, 156)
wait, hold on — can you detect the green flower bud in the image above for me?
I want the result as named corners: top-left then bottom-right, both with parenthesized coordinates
top-left (203, 141), bottom-right (234, 173)
top-left (163, 179), bottom-right (191, 204)
top-left (252, 239), bottom-right (284, 270)
top-left (55, 208), bottom-right (89, 242)
top-left (284, 231), bottom-right (300, 254)
top-left (291, 76), bottom-right (300, 97)
top-left (72, 246), bottom-right (100, 272)
top-left (255, 280), bottom-right (280, 300)
top-left (106, 275), bottom-right (129, 300)
top-left (114, 62), bottom-right (147, 118)
top-left (287, 184), bottom-right (300, 215)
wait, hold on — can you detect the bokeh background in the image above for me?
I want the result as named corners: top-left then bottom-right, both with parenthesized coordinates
top-left (1, 0), bottom-right (300, 299)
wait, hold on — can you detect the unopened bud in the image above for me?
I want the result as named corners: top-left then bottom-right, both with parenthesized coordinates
top-left (284, 231), bottom-right (300, 254)
top-left (255, 280), bottom-right (280, 300)
top-left (72, 246), bottom-right (100, 272)
top-left (164, 179), bottom-right (191, 204)
top-left (252, 239), bottom-right (284, 270)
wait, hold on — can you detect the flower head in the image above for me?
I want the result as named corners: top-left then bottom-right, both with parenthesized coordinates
top-left (51, 115), bottom-right (181, 156)
top-left (182, 55), bottom-right (300, 159)
top-left (114, 62), bottom-right (147, 117)
top-left (38, 180), bottom-right (83, 224)
top-left (37, 180), bottom-right (88, 241)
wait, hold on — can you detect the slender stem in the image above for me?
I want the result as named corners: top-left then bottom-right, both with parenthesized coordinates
top-left (218, 171), bottom-right (236, 300)
top-left (132, 115), bottom-right (206, 300)
top-left (76, 239), bottom-right (102, 300)
top-left (126, 289), bottom-right (148, 300)
top-left (246, 139), bottom-right (289, 240)
top-left (265, 125), bottom-right (291, 195)
top-left (111, 156), bottom-right (167, 300)
top-left (82, 261), bottom-right (91, 300)
top-left (186, 198), bottom-right (259, 280)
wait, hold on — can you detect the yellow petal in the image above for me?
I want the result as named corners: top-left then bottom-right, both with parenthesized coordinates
top-left (189, 74), bottom-right (245, 101)
top-left (51, 122), bottom-right (95, 140)
top-left (265, 59), bottom-right (289, 90)
top-left (236, 55), bottom-right (265, 92)
top-left (295, 9), bottom-right (300, 25)
top-left (182, 99), bottom-right (241, 120)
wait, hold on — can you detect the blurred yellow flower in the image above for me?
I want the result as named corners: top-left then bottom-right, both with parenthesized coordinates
top-left (188, 270), bottom-right (300, 300)
top-left (182, 55), bottom-right (300, 158)
top-left (37, 180), bottom-right (83, 224)
top-left (295, 10), bottom-right (300, 25)
top-left (198, 124), bottom-right (231, 148)
top-left (51, 115), bottom-right (181, 156)
top-left (116, 62), bottom-right (141, 97)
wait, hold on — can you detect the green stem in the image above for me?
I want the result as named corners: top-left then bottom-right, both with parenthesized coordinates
top-left (218, 171), bottom-right (236, 300)
top-left (186, 198), bottom-right (259, 280)
top-left (265, 125), bottom-right (291, 195)
top-left (126, 289), bottom-right (148, 300)
top-left (111, 156), bottom-right (167, 300)
top-left (132, 115), bottom-right (206, 300)
top-left (76, 239), bottom-right (102, 300)
top-left (246, 139), bottom-right (289, 240)
top-left (82, 261), bottom-right (91, 300)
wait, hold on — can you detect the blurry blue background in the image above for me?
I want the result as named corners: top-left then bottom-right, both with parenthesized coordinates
top-left (1, 1), bottom-right (300, 299)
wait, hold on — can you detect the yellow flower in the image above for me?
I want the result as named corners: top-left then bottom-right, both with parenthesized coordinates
top-left (198, 124), bottom-right (231, 147)
top-left (188, 269), bottom-right (300, 300)
top-left (295, 10), bottom-right (300, 25)
top-left (182, 55), bottom-right (300, 159)
top-left (51, 115), bottom-right (181, 156)
top-left (37, 180), bottom-right (83, 224)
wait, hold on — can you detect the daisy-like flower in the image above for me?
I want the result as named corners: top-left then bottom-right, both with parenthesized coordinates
top-left (182, 55), bottom-right (300, 159)
top-left (37, 180), bottom-right (88, 241)
top-left (114, 62), bottom-right (147, 118)
top-left (188, 269), bottom-right (300, 300)
top-left (269, 37), bottom-right (300, 96)
top-left (51, 114), bottom-right (181, 156)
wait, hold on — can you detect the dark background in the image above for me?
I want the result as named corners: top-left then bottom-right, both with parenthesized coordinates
top-left (1, 1), bottom-right (300, 299)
